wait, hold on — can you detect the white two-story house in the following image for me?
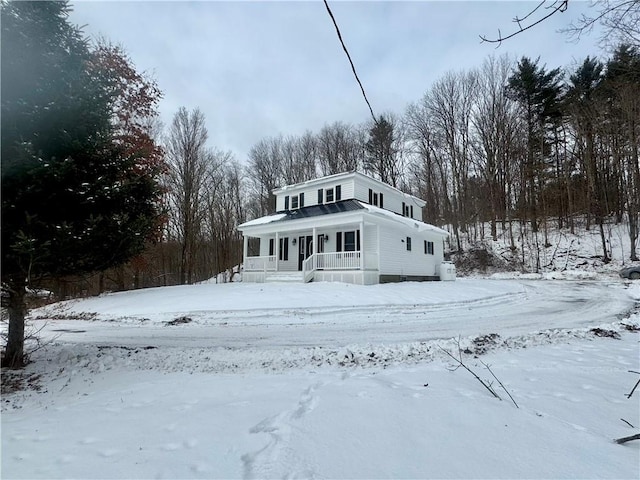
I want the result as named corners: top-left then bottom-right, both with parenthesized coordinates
top-left (238, 171), bottom-right (450, 284)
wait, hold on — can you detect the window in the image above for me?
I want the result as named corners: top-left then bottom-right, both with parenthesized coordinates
top-left (279, 237), bottom-right (289, 261)
top-left (269, 238), bottom-right (275, 256)
top-left (345, 231), bottom-right (357, 251)
top-left (284, 195), bottom-right (289, 210)
top-left (402, 202), bottom-right (406, 216)
top-left (299, 192), bottom-right (305, 208)
top-left (318, 188), bottom-right (323, 204)
top-left (406, 236), bottom-right (412, 251)
top-left (326, 188), bottom-right (334, 202)
top-left (379, 193), bottom-right (384, 208)
top-left (337, 230), bottom-right (360, 252)
top-left (369, 189), bottom-right (379, 206)
top-left (336, 185), bottom-right (341, 200)
top-left (424, 240), bottom-right (434, 255)
top-left (405, 205), bottom-right (410, 217)
top-left (291, 195), bottom-right (299, 209)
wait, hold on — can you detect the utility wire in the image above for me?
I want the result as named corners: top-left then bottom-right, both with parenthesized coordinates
top-left (323, 0), bottom-right (377, 123)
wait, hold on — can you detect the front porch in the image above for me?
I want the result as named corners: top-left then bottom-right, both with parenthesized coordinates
top-left (241, 220), bottom-right (380, 284)
top-left (242, 250), bottom-right (379, 284)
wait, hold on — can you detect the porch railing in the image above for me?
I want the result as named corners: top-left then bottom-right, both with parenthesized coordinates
top-left (312, 251), bottom-right (362, 270)
top-left (244, 255), bottom-right (277, 272)
top-left (303, 251), bottom-right (363, 282)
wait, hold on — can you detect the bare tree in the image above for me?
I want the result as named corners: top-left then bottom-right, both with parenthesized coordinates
top-left (424, 70), bottom-right (478, 251)
top-left (204, 155), bottom-right (245, 280)
top-left (471, 55), bottom-right (521, 241)
top-left (165, 107), bottom-right (210, 284)
top-left (246, 137), bottom-right (283, 217)
top-left (316, 121), bottom-right (365, 175)
top-left (404, 101), bottom-right (446, 224)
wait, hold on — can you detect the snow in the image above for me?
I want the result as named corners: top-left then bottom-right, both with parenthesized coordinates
top-left (357, 201), bottom-right (450, 236)
top-left (2, 277), bottom-right (639, 479)
top-left (236, 212), bottom-right (287, 228)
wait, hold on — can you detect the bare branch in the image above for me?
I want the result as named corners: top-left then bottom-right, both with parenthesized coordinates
top-left (615, 433), bottom-right (640, 444)
top-left (480, 0), bottom-right (568, 44)
top-left (439, 341), bottom-right (501, 400)
top-left (481, 360), bottom-right (519, 408)
top-left (620, 418), bottom-right (636, 428)
top-left (626, 377), bottom-right (640, 399)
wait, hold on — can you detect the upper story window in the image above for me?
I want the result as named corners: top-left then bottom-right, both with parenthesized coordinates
top-left (289, 193), bottom-right (304, 210)
top-left (369, 188), bottom-right (382, 207)
top-left (326, 188), bottom-right (334, 202)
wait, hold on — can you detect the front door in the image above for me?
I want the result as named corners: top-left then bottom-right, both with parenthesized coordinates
top-left (298, 235), bottom-right (313, 270)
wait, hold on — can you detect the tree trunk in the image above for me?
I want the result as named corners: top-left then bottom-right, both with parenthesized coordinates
top-left (3, 281), bottom-right (27, 368)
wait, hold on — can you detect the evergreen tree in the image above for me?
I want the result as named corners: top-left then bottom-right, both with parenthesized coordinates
top-left (365, 115), bottom-right (398, 187)
top-left (507, 57), bottom-right (563, 232)
top-left (602, 45), bottom-right (640, 260)
top-left (1, 1), bottom-right (164, 367)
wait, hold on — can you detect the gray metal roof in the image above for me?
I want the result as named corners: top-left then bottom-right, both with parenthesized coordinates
top-left (275, 199), bottom-right (365, 222)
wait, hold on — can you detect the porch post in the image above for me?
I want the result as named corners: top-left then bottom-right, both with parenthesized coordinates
top-left (243, 235), bottom-right (248, 266)
top-left (312, 227), bottom-right (317, 271)
top-left (360, 220), bottom-right (365, 270)
top-left (275, 232), bottom-right (280, 272)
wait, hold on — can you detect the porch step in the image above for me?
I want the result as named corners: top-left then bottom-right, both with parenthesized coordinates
top-left (265, 272), bottom-right (303, 283)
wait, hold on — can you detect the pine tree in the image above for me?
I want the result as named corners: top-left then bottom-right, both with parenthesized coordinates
top-left (1, 1), bottom-right (164, 367)
top-left (507, 57), bottom-right (563, 233)
top-left (365, 115), bottom-right (398, 187)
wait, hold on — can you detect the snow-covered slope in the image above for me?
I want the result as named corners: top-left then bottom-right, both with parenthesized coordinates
top-left (2, 278), bottom-right (639, 479)
top-left (450, 219), bottom-right (639, 277)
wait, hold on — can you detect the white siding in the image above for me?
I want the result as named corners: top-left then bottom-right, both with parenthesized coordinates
top-left (377, 223), bottom-right (443, 277)
top-left (275, 179), bottom-right (355, 211)
top-left (353, 177), bottom-right (422, 220)
top-left (273, 173), bottom-right (423, 220)
top-left (363, 223), bottom-right (378, 270)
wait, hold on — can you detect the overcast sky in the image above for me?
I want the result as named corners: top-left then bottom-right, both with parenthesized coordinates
top-left (69, 1), bottom-right (606, 162)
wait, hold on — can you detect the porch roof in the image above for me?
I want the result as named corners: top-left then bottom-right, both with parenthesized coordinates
top-left (238, 200), bottom-right (364, 229)
top-left (279, 199), bottom-right (364, 220)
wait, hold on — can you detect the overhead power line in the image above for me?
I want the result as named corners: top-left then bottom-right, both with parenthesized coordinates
top-left (323, 0), bottom-right (377, 123)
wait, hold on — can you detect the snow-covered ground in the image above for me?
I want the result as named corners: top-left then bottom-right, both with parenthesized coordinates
top-left (2, 278), bottom-right (639, 479)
